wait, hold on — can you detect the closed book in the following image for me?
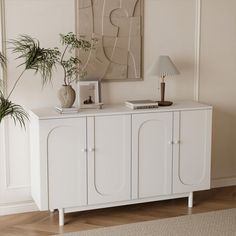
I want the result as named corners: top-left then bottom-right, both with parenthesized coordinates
top-left (125, 100), bottom-right (159, 110)
top-left (55, 106), bottom-right (78, 114)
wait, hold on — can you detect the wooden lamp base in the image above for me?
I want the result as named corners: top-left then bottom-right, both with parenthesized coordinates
top-left (158, 82), bottom-right (173, 106)
top-left (158, 101), bottom-right (173, 106)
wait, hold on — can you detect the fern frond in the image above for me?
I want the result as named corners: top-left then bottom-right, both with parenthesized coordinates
top-left (9, 35), bottom-right (60, 86)
top-left (0, 94), bottom-right (29, 128)
top-left (0, 52), bottom-right (6, 67)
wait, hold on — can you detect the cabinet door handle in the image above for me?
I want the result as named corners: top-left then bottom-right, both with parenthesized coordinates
top-left (174, 140), bottom-right (181, 145)
top-left (168, 141), bottom-right (174, 145)
top-left (89, 148), bottom-right (95, 152)
top-left (81, 148), bottom-right (87, 153)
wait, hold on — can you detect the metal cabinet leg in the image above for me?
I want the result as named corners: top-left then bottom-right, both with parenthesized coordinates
top-left (188, 192), bottom-right (193, 208)
top-left (59, 208), bottom-right (64, 226)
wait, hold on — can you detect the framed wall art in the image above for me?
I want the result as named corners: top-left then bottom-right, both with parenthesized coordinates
top-left (76, 0), bottom-right (143, 82)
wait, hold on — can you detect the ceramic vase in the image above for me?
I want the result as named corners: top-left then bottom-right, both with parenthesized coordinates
top-left (58, 85), bottom-right (76, 108)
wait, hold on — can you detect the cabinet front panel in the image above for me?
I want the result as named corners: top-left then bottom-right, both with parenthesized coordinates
top-left (88, 115), bottom-right (131, 205)
top-left (132, 113), bottom-right (173, 199)
top-left (173, 110), bottom-right (212, 193)
top-left (47, 118), bottom-right (87, 209)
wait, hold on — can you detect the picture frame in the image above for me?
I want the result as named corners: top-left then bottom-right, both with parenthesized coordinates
top-left (77, 80), bottom-right (102, 109)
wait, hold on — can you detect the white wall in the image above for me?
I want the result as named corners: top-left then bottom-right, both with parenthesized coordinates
top-left (102, 0), bottom-right (197, 103)
top-left (0, 0), bottom-right (235, 215)
top-left (0, 0), bottom-right (76, 215)
top-left (200, 0), bottom-right (236, 187)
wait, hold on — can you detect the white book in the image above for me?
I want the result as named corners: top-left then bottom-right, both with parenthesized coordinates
top-left (55, 106), bottom-right (79, 114)
top-left (125, 100), bottom-right (159, 110)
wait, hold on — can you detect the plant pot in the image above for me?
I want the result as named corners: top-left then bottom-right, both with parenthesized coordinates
top-left (58, 85), bottom-right (76, 108)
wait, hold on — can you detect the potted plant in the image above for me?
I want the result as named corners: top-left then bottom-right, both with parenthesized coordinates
top-left (0, 35), bottom-right (61, 126)
top-left (0, 32), bottom-right (94, 126)
top-left (11, 32), bottom-right (94, 108)
top-left (57, 33), bottom-right (94, 108)
top-left (0, 51), bottom-right (28, 127)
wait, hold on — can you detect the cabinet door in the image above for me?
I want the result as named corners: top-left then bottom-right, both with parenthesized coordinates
top-left (132, 112), bottom-right (173, 199)
top-left (87, 115), bottom-right (131, 205)
top-left (173, 110), bottom-right (212, 193)
top-left (44, 118), bottom-right (87, 209)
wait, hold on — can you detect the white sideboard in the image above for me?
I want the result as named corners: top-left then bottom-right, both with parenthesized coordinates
top-left (29, 101), bottom-right (212, 226)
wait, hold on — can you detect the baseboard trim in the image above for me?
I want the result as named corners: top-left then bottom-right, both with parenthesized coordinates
top-left (211, 177), bottom-right (236, 188)
top-left (0, 201), bottom-right (38, 216)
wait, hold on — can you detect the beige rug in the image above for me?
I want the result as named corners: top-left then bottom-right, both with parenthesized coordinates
top-left (57, 208), bottom-right (236, 236)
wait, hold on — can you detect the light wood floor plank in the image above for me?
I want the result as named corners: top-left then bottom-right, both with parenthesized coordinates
top-left (0, 186), bottom-right (235, 236)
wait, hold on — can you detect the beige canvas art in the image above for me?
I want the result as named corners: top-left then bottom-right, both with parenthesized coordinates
top-left (77, 0), bottom-right (143, 81)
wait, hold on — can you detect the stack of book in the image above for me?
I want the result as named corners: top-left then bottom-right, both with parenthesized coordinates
top-left (125, 100), bottom-right (159, 110)
top-left (55, 106), bottom-right (79, 114)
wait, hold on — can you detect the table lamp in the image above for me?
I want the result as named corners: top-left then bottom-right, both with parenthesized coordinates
top-left (148, 55), bottom-right (180, 106)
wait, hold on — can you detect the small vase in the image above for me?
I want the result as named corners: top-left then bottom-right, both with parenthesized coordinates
top-left (58, 85), bottom-right (76, 108)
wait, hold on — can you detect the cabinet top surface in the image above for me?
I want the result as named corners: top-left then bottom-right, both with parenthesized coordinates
top-left (30, 101), bottom-right (212, 120)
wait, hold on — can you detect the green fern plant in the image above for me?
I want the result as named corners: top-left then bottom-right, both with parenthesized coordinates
top-left (9, 35), bottom-right (60, 97)
top-left (1, 34), bottom-right (60, 127)
top-left (0, 91), bottom-right (28, 127)
top-left (0, 52), bottom-right (6, 66)
top-left (0, 35), bottom-right (60, 127)
top-left (59, 32), bottom-right (95, 85)
top-left (0, 33), bottom-right (95, 126)
top-left (10, 33), bottom-right (95, 88)
top-left (0, 52), bottom-right (29, 127)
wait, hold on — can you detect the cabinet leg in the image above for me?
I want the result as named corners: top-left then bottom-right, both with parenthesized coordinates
top-left (188, 192), bottom-right (193, 208)
top-left (59, 208), bottom-right (64, 226)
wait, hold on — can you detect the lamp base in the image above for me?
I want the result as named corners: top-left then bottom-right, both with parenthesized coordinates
top-left (158, 101), bottom-right (173, 106)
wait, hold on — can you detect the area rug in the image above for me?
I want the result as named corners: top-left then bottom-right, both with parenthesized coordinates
top-left (57, 208), bottom-right (236, 236)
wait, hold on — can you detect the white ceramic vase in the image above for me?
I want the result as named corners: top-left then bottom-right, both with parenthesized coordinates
top-left (58, 85), bottom-right (76, 108)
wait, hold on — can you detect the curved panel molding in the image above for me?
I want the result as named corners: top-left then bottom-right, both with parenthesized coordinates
top-left (88, 115), bottom-right (131, 205)
top-left (136, 115), bottom-right (172, 198)
top-left (47, 122), bottom-right (87, 209)
top-left (92, 116), bottom-right (128, 196)
top-left (93, 154), bottom-right (126, 196)
top-left (177, 110), bottom-right (207, 186)
top-left (177, 156), bottom-right (206, 186)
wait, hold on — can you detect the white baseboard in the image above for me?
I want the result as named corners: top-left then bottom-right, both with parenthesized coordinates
top-left (0, 201), bottom-right (38, 216)
top-left (211, 177), bottom-right (236, 189)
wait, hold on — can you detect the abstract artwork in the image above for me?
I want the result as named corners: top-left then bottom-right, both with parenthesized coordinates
top-left (77, 0), bottom-right (143, 81)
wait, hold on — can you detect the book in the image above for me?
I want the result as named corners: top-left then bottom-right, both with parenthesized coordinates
top-left (125, 100), bottom-right (159, 110)
top-left (55, 106), bottom-right (79, 114)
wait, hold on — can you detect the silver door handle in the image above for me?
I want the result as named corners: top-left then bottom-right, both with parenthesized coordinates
top-left (174, 140), bottom-right (181, 145)
top-left (81, 148), bottom-right (87, 153)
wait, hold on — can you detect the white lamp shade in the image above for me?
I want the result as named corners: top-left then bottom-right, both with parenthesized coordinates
top-left (148, 55), bottom-right (180, 78)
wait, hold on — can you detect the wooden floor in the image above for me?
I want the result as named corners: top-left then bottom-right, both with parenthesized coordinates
top-left (0, 186), bottom-right (235, 236)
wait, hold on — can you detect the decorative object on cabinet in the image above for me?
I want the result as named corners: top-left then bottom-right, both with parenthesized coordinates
top-left (29, 101), bottom-right (212, 226)
top-left (57, 33), bottom-right (96, 108)
top-left (76, 0), bottom-right (144, 82)
top-left (55, 106), bottom-right (78, 114)
top-left (58, 85), bottom-right (76, 109)
top-left (0, 51), bottom-right (28, 127)
top-left (125, 100), bottom-right (159, 110)
top-left (148, 55), bottom-right (180, 106)
top-left (77, 80), bottom-right (102, 109)
top-left (10, 33), bottom-right (96, 109)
